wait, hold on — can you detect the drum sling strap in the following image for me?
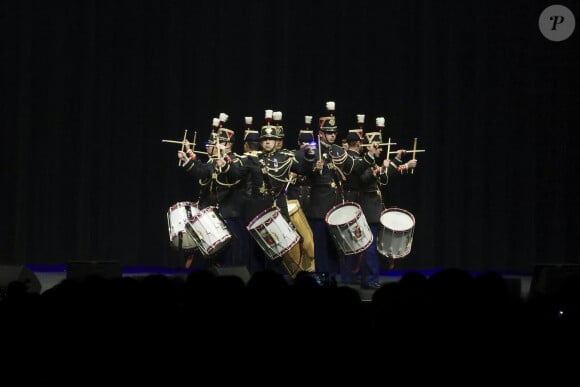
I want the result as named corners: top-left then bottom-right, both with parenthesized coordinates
top-left (328, 157), bottom-right (347, 205)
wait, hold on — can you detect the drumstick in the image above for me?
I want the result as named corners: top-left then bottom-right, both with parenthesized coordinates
top-left (213, 132), bottom-right (224, 173)
top-left (386, 149), bottom-right (425, 154)
top-left (360, 141), bottom-right (397, 147)
top-left (411, 138), bottom-right (416, 175)
top-left (161, 140), bottom-right (207, 154)
top-left (410, 137), bottom-right (426, 175)
top-left (179, 129), bottom-right (187, 166)
top-left (284, 173), bottom-right (297, 193)
top-left (215, 133), bottom-right (221, 160)
top-left (386, 137), bottom-right (393, 170)
top-left (318, 136), bottom-right (323, 175)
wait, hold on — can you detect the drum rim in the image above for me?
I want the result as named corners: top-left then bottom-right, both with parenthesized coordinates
top-left (187, 208), bottom-right (232, 256)
top-left (169, 201), bottom-right (197, 210)
top-left (378, 246), bottom-right (412, 259)
top-left (337, 235), bottom-right (373, 255)
top-left (324, 201), bottom-right (362, 225)
top-left (246, 206), bottom-right (280, 230)
top-left (202, 234), bottom-right (233, 256)
top-left (247, 207), bottom-right (300, 259)
top-left (380, 207), bottom-right (415, 232)
top-left (188, 204), bottom-right (217, 219)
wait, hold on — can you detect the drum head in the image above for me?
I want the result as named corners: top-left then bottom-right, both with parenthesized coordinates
top-left (380, 209), bottom-right (415, 231)
top-left (326, 203), bottom-right (360, 226)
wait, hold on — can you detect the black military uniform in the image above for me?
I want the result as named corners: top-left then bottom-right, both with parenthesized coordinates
top-left (287, 123), bottom-right (315, 210)
top-left (305, 106), bottom-right (353, 280)
top-left (340, 126), bottom-right (368, 285)
top-left (181, 124), bottom-right (247, 269)
top-left (342, 123), bottom-right (408, 288)
top-left (231, 121), bottom-right (315, 275)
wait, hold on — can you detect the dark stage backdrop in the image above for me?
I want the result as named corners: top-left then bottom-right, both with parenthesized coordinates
top-left (2, 0), bottom-right (579, 273)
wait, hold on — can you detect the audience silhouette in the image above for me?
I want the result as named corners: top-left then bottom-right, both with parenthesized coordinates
top-left (2, 266), bottom-right (578, 354)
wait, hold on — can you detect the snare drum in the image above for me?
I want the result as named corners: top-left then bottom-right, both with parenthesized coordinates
top-left (167, 201), bottom-right (201, 250)
top-left (188, 206), bottom-right (233, 257)
top-left (247, 207), bottom-right (300, 260)
top-left (325, 202), bottom-right (373, 255)
top-left (377, 207), bottom-right (415, 259)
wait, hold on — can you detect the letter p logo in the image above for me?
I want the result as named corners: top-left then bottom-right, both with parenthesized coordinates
top-left (539, 5), bottom-right (575, 41)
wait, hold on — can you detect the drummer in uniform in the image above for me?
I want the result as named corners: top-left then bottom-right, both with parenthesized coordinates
top-left (305, 101), bottom-right (353, 283)
top-left (287, 116), bottom-right (315, 211)
top-left (339, 116), bottom-right (368, 286)
top-left (284, 116), bottom-right (318, 276)
top-left (177, 113), bottom-right (247, 270)
top-left (230, 110), bottom-right (316, 275)
top-left (341, 116), bottom-right (417, 288)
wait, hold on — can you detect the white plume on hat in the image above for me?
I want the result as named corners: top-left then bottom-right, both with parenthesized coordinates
top-left (219, 113), bottom-right (229, 124)
top-left (376, 117), bottom-right (385, 128)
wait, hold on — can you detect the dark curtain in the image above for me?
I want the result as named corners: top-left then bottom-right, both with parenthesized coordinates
top-left (2, 0), bottom-right (579, 273)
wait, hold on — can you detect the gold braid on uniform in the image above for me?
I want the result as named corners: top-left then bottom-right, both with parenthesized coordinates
top-left (374, 159), bottom-right (389, 187)
top-left (198, 157), bottom-right (216, 188)
top-left (266, 157), bottom-right (294, 183)
top-left (330, 151), bottom-right (348, 181)
top-left (377, 161), bottom-right (389, 187)
top-left (331, 150), bottom-right (348, 165)
top-left (198, 157), bottom-right (241, 188)
top-left (379, 174), bottom-right (389, 187)
top-left (342, 153), bottom-right (357, 175)
top-left (215, 155), bottom-right (242, 187)
top-left (361, 152), bottom-right (388, 186)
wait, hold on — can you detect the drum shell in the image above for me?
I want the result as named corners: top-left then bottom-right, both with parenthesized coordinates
top-left (377, 207), bottom-right (415, 259)
top-left (247, 207), bottom-right (300, 260)
top-left (167, 201), bottom-right (200, 251)
top-left (188, 206), bottom-right (233, 257)
top-left (324, 201), bottom-right (373, 255)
